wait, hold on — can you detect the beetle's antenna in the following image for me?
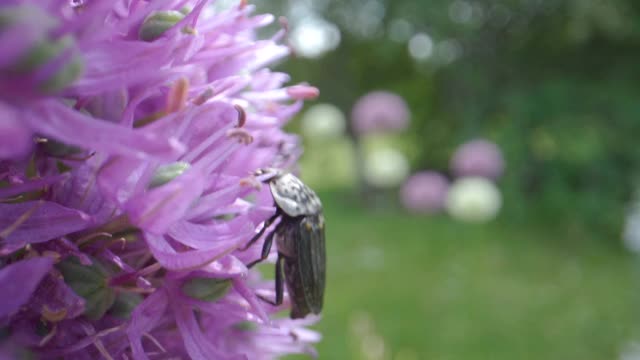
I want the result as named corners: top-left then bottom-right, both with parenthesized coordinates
top-left (271, 139), bottom-right (302, 173)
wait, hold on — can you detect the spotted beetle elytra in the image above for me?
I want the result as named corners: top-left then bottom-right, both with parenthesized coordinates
top-left (243, 168), bottom-right (326, 319)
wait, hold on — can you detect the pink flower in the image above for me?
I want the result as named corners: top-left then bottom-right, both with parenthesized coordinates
top-left (450, 139), bottom-right (505, 180)
top-left (351, 91), bottom-right (410, 135)
top-left (400, 171), bottom-right (450, 213)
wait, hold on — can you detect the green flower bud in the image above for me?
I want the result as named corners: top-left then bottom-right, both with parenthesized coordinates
top-left (139, 10), bottom-right (186, 41)
top-left (233, 321), bottom-right (258, 332)
top-left (40, 139), bottom-right (83, 157)
top-left (109, 292), bottom-right (143, 319)
top-left (40, 53), bottom-right (83, 92)
top-left (14, 36), bottom-right (73, 72)
top-left (57, 257), bottom-right (116, 320)
top-left (182, 277), bottom-right (232, 302)
top-left (149, 162), bottom-right (191, 188)
top-left (0, 6), bottom-right (82, 92)
top-left (9, 35), bottom-right (84, 93)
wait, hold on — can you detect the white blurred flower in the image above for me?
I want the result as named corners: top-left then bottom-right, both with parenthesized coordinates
top-left (301, 103), bottom-right (346, 140)
top-left (364, 147), bottom-right (409, 188)
top-left (446, 177), bottom-right (502, 223)
top-left (290, 16), bottom-right (341, 58)
top-left (623, 201), bottom-right (640, 253)
top-left (619, 341), bottom-right (640, 360)
top-left (300, 137), bottom-right (357, 189)
top-left (408, 32), bottom-right (433, 60)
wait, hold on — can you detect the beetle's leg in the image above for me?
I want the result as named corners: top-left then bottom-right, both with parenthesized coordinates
top-left (246, 229), bottom-right (275, 268)
top-left (257, 254), bottom-right (285, 306)
top-left (241, 210), bottom-right (280, 251)
top-left (274, 253), bottom-right (284, 305)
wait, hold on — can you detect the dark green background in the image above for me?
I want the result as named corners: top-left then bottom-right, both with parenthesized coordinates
top-left (253, 1), bottom-right (640, 358)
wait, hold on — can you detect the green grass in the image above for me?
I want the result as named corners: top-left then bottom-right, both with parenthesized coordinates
top-left (285, 190), bottom-right (640, 360)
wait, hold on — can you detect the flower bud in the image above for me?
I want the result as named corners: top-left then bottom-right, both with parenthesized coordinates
top-left (139, 10), bottom-right (186, 41)
top-left (182, 277), bottom-right (232, 302)
top-left (1, 6), bottom-right (83, 95)
top-left (57, 257), bottom-right (116, 320)
top-left (149, 162), bottom-right (191, 188)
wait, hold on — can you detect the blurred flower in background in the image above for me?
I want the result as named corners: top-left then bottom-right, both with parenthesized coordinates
top-left (349, 312), bottom-right (388, 360)
top-left (348, 90), bottom-right (411, 206)
top-left (0, 1), bottom-right (319, 359)
top-left (623, 192), bottom-right (640, 253)
top-left (298, 102), bottom-right (356, 189)
top-left (248, 0), bottom-right (640, 358)
top-left (446, 177), bottom-right (502, 223)
top-left (290, 16), bottom-right (341, 59)
top-left (450, 139), bottom-right (505, 180)
top-left (351, 91), bottom-right (410, 135)
top-left (363, 147), bottom-right (410, 188)
top-left (400, 171), bottom-right (450, 214)
top-left (301, 103), bottom-right (346, 140)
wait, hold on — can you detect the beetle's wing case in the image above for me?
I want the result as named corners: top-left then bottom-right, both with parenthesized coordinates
top-left (269, 173), bottom-right (322, 217)
top-left (295, 214), bottom-right (326, 314)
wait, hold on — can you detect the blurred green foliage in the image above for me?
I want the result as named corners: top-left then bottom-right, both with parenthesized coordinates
top-left (258, 0), bottom-right (640, 239)
top-left (283, 191), bottom-right (639, 359)
top-left (248, 1), bottom-right (640, 357)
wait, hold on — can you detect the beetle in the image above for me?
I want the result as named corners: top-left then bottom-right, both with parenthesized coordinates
top-left (242, 168), bottom-right (325, 319)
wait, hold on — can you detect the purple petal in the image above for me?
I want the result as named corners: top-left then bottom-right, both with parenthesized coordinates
top-left (0, 23), bottom-right (42, 67)
top-left (0, 339), bottom-right (30, 360)
top-left (171, 297), bottom-right (247, 360)
top-left (27, 273), bottom-right (85, 320)
top-left (250, 69), bottom-right (290, 91)
top-left (146, 234), bottom-right (244, 271)
top-left (97, 157), bottom-right (154, 205)
top-left (0, 174), bottom-right (67, 200)
top-left (187, 182), bottom-right (249, 220)
top-left (126, 167), bottom-right (205, 234)
top-left (0, 201), bottom-right (93, 250)
top-left (127, 290), bottom-right (169, 360)
top-left (0, 5), bottom-right (54, 68)
top-left (49, 237), bottom-right (92, 266)
top-left (201, 255), bottom-right (247, 277)
top-left (0, 256), bottom-right (53, 318)
top-left (26, 100), bottom-right (185, 160)
top-left (168, 219), bottom-right (254, 250)
top-left (194, 300), bottom-right (256, 323)
top-left (52, 165), bottom-right (118, 223)
top-left (0, 103), bottom-right (33, 159)
top-left (84, 89), bottom-right (128, 122)
top-left (69, 17), bottom-right (183, 92)
top-left (232, 279), bottom-right (270, 325)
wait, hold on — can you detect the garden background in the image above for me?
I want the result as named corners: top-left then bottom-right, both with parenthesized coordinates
top-left (252, 0), bottom-right (640, 359)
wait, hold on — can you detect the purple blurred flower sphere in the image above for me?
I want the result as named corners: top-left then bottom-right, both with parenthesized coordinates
top-left (400, 171), bottom-right (450, 213)
top-left (351, 91), bottom-right (410, 135)
top-left (0, 1), bottom-right (321, 359)
top-left (450, 139), bottom-right (505, 180)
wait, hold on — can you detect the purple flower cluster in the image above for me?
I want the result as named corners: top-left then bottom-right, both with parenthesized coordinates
top-left (450, 139), bottom-right (504, 180)
top-left (351, 91), bottom-right (410, 135)
top-left (399, 139), bottom-right (505, 215)
top-left (0, 1), bottom-right (320, 359)
top-left (400, 171), bottom-right (449, 214)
